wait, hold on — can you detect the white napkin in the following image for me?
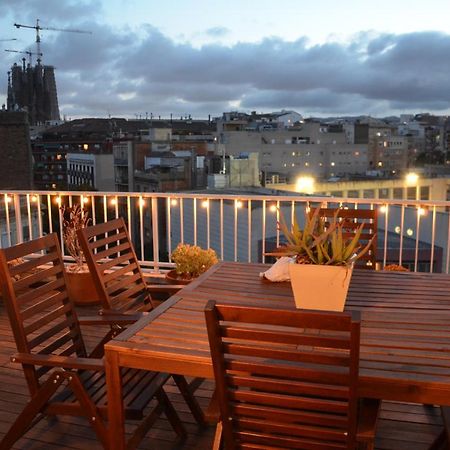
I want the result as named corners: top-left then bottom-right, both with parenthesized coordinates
top-left (260, 257), bottom-right (295, 282)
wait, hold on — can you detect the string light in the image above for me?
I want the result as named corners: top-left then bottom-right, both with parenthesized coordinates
top-left (269, 204), bottom-right (277, 213)
top-left (139, 198), bottom-right (146, 207)
top-left (170, 198), bottom-right (178, 206)
top-left (5, 196), bottom-right (12, 203)
top-left (110, 198), bottom-right (117, 206)
top-left (236, 200), bottom-right (243, 208)
top-left (31, 195), bottom-right (38, 202)
top-left (201, 200), bottom-right (209, 208)
top-left (55, 196), bottom-right (61, 205)
top-left (379, 205), bottom-right (387, 214)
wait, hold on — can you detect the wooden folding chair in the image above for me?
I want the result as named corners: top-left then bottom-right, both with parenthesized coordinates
top-left (315, 207), bottom-right (378, 269)
top-left (0, 234), bottom-right (187, 449)
top-left (205, 301), bottom-right (379, 450)
top-left (78, 217), bottom-right (206, 426)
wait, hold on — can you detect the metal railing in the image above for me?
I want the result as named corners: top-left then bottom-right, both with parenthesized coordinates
top-left (0, 190), bottom-right (449, 273)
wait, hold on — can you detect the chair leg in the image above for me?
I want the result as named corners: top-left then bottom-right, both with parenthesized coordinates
top-left (0, 371), bottom-right (67, 450)
top-left (65, 372), bottom-right (108, 448)
top-left (212, 421), bottom-right (223, 450)
top-left (156, 388), bottom-right (187, 440)
top-left (172, 374), bottom-right (206, 426)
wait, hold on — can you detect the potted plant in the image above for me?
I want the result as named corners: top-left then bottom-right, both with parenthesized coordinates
top-left (272, 207), bottom-right (375, 311)
top-left (61, 204), bottom-right (100, 305)
top-left (166, 243), bottom-right (218, 284)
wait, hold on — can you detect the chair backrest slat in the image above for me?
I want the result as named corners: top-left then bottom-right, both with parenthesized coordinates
top-left (78, 217), bottom-right (154, 313)
top-left (315, 207), bottom-right (377, 269)
top-left (0, 234), bottom-right (87, 395)
top-left (205, 301), bottom-right (360, 450)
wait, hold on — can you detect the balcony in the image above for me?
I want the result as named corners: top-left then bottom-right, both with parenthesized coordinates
top-left (0, 190), bottom-right (447, 273)
top-left (0, 190), bottom-right (449, 449)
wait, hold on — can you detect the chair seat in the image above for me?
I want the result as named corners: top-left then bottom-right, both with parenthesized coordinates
top-left (51, 368), bottom-right (171, 420)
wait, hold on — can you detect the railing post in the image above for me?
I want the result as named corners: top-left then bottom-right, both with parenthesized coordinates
top-left (13, 194), bottom-right (23, 244)
top-left (151, 196), bottom-right (160, 272)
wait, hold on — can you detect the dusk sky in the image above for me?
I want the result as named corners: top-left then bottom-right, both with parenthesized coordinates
top-left (1, 0), bottom-right (450, 119)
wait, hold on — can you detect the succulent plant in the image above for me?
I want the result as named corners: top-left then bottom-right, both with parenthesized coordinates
top-left (271, 207), bottom-right (376, 267)
top-left (171, 244), bottom-right (218, 280)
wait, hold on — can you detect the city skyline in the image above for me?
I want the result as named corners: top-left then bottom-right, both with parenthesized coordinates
top-left (1, 0), bottom-right (450, 119)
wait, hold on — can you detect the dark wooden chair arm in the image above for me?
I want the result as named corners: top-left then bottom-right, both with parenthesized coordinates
top-left (10, 353), bottom-right (104, 371)
top-left (146, 283), bottom-right (184, 293)
top-left (79, 314), bottom-right (142, 326)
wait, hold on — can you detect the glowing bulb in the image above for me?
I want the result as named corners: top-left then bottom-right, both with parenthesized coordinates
top-left (82, 197), bottom-right (89, 204)
top-left (405, 172), bottom-right (419, 186)
top-left (5, 196), bottom-right (12, 203)
top-left (31, 195), bottom-right (38, 202)
top-left (269, 204), bottom-right (277, 213)
top-left (236, 200), bottom-right (243, 208)
top-left (295, 176), bottom-right (315, 194)
top-left (407, 228), bottom-right (413, 236)
top-left (394, 226), bottom-right (401, 234)
top-left (139, 198), bottom-right (146, 207)
top-left (110, 198), bottom-right (117, 206)
top-left (55, 196), bottom-right (61, 205)
top-left (379, 205), bottom-right (387, 214)
top-left (170, 198), bottom-right (178, 206)
top-left (201, 200), bottom-right (209, 208)
top-left (418, 207), bottom-right (426, 216)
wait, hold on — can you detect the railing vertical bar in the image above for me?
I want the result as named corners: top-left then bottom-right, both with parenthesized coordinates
top-left (193, 198), bottom-right (197, 246)
top-left (383, 205), bottom-right (388, 269)
top-left (13, 194), bottom-right (23, 244)
top-left (36, 195), bottom-right (43, 238)
top-left (58, 200), bottom-right (64, 257)
top-left (180, 198), bottom-right (184, 244)
top-left (206, 199), bottom-right (210, 249)
top-left (103, 195), bottom-right (107, 223)
top-left (446, 212), bottom-right (450, 274)
top-left (91, 195), bottom-right (97, 225)
top-left (430, 206), bottom-right (436, 273)
top-left (262, 200), bottom-right (266, 264)
top-left (68, 195), bottom-right (73, 207)
top-left (26, 194), bottom-right (32, 240)
top-left (414, 208), bottom-right (420, 272)
top-left (127, 196), bottom-right (131, 235)
top-left (399, 205), bottom-right (405, 266)
top-left (151, 197), bottom-right (159, 272)
top-left (115, 196), bottom-right (119, 219)
top-left (220, 199), bottom-right (224, 260)
top-left (248, 200), bottom-right (252, 263)
top-left (291, 201), bottom-right (295, 228)
top-left (47, 194), bottom-right (53, 235)
top-left (4, 195), bottom-right (11, 247)
top-left (139, 196), bottom-right (144, 261)
top-left (276, 201), bottom-right (280, 248)
top-left (234, 200), bottom-right (238, 262)
top-left (167, 197), bottom-right (172, 262)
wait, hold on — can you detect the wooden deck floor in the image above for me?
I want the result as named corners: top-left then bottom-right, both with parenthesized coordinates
top-left (0, 302), bottom-right (446, 450)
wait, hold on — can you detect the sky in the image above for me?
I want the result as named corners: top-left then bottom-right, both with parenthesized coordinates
top-left (1, 0), bottom-right (450, 120)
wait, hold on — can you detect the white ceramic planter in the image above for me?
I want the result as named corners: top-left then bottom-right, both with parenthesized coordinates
top-left (288, 264), bottom-right (353, 312)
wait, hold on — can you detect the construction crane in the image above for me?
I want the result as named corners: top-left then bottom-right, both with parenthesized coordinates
top-left (14, 19), bottom-right (91, 63)
top-left (5, 49), bottom-right (43, 65)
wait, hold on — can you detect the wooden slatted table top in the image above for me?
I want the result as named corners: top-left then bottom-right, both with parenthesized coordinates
top-left (105, 262), bottom-right (450, 405)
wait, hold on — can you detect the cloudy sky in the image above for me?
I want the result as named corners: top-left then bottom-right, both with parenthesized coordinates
top-left (1, 0), bottom-right (450, 119)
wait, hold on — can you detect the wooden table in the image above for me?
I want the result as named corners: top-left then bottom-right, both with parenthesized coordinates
top-left (105, 262), bottom-right (450, 449)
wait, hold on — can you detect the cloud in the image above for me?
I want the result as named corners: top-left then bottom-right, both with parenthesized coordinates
top-left (204, 26), bottom-right (230, 37)
top-left (2, 18), bottom-right (450, 118)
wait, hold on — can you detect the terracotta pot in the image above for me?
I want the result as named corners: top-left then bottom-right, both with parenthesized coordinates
top-left (65, 270), bottom-right (101, 306)
top-left (289, 264), bottom-right (353, 312)
top-left (165, 270), bottom-right (193, 285)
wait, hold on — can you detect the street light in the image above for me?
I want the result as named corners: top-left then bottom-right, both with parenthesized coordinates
top-left (295, 176), bottom-right (315, 195)
top-left (405, 172), bottom-right (420, 201)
